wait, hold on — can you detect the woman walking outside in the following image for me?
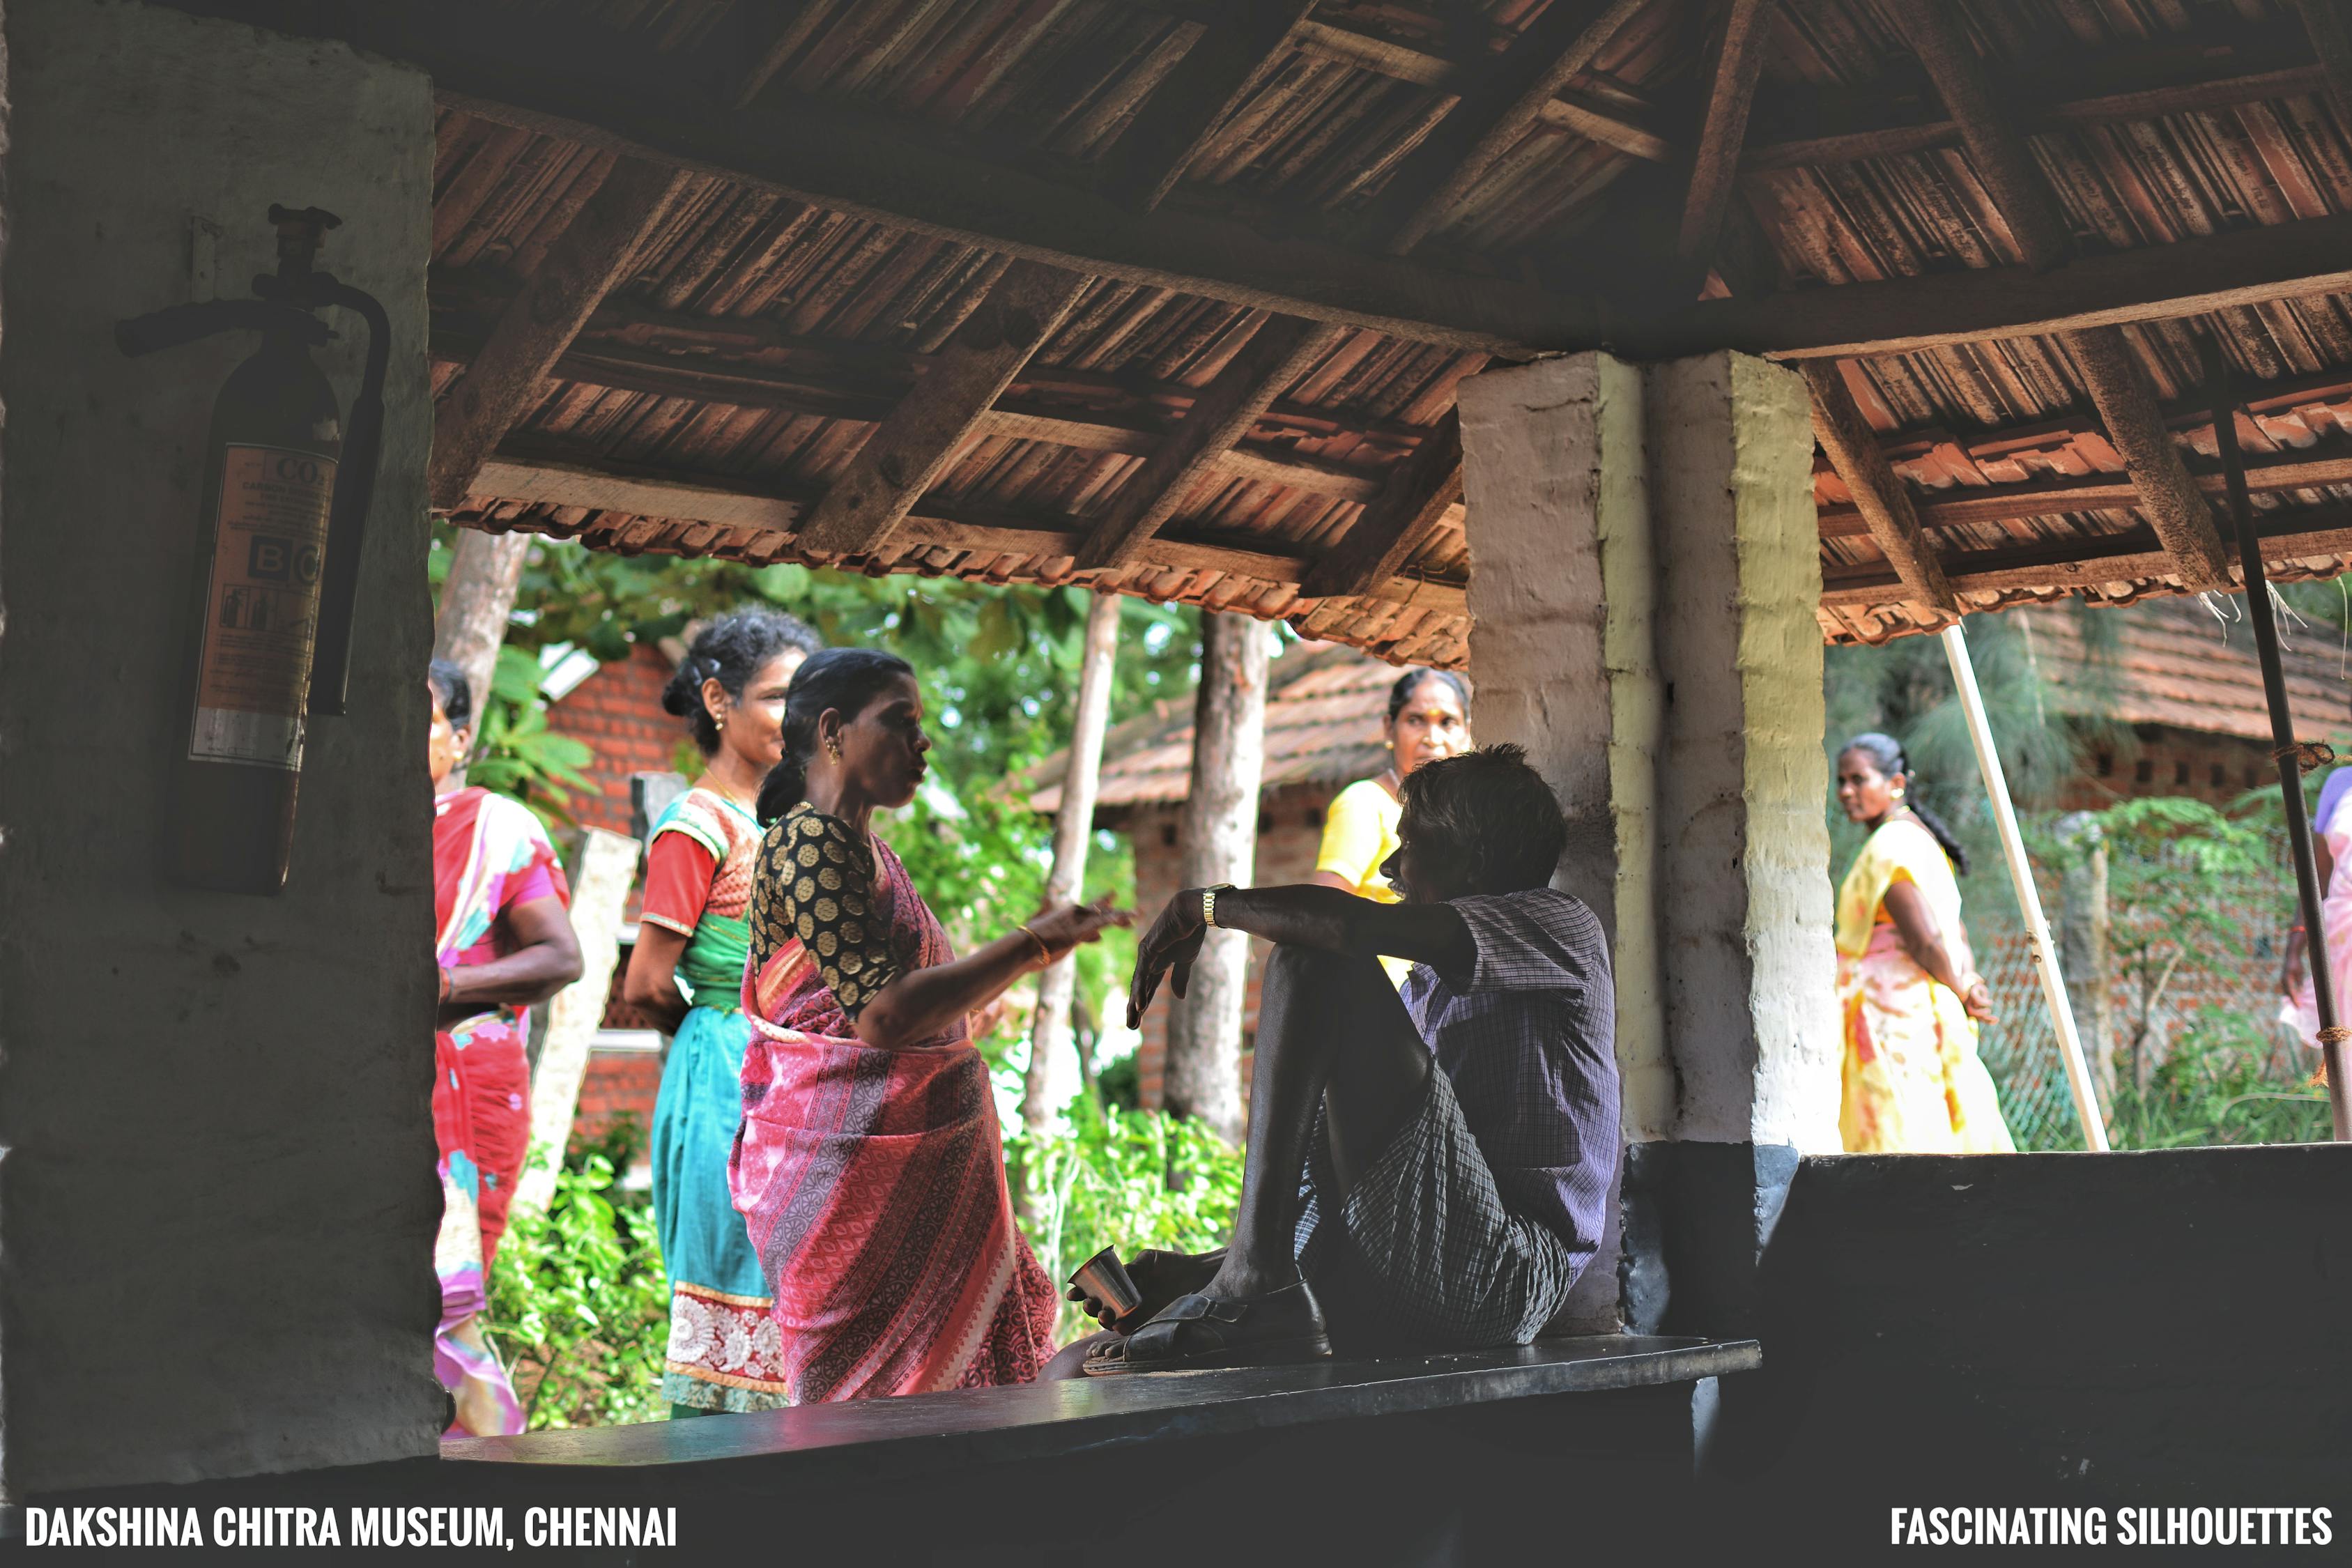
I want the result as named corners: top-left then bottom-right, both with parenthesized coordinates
top-left (732, 649), bottom-right (1130, 1401)
top-left (429, 661), bottom-right (582, 1434)
top-left (1309, 669), bottom-right (1470, 985)
top-left (624, 609), bottom-right (822, 1417)
top-left (1832, 733), bottom-right (2015, 1153)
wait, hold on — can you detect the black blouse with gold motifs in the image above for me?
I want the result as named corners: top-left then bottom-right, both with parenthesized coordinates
top-left (749, 805), bottom-right (904, 1019)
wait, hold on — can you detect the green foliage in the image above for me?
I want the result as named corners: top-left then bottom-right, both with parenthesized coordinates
top-left (484, 1135), bottom-right (668, 1431)
top-left (1008, 1098), bottom-right (1245, 1344)
top-left (464, 644), bottom-right (597, 827)
top-left (2104, 1006), bottom-right (2329, 1149)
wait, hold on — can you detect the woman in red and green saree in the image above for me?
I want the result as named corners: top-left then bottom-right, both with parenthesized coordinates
top-left (731, 649), bottom-right (1129, 1401)
top-left (622, 609), bottom-right (820, 1417)
top-left (429, 661), bottom-right (583, 1435)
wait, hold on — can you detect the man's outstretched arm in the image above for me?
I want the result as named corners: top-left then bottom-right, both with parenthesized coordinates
top-left (1128, 884), bottom-right (1473, 1025)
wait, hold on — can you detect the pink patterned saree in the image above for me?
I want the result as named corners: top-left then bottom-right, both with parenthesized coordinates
top-left (728, 813), bottom-right (1056, 1403)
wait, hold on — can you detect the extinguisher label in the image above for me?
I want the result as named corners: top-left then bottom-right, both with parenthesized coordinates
top-left (190, 444), bottom-right (337, 769)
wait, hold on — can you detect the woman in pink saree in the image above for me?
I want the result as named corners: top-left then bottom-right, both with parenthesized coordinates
top-left (2280, 767), bottom-right (2352, 1052)
top-left (730, 649), bottom-right (1128, 1401)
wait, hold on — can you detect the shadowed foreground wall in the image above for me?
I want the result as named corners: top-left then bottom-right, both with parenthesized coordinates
top-left (1693, 1144), bottom-right (2352, 1550)
top-left (0, 0), bottom-right (440, 1493)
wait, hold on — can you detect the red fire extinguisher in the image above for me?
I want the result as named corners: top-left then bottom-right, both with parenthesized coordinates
top-left (119, 205), bottom-right (389, 894)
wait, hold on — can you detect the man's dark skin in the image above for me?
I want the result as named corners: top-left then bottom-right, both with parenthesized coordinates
top-left (1053, 812), bottom-right (1484, 1368)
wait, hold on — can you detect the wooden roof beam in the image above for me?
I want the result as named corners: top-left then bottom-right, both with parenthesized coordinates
top-left (1677, 0), bottom-right (1772, 270)
top-left (1300, 409), bottom-right (1463, 599)
top-left (1893, 0), bottom-right (2233, 591)
top-left (791, 259), bottom-right (1091, 559)
top-left (1822, 505), bottom-right (2352, 606)
top-left (464, 447), bottom-right (1467, 615)
top-left (2294, 0), bottom-right (2352, 125)
top-left (797, 3), bottom-right (1325, 559)
top-left (1358, 0), bottom-right (1650, 255)
top-left (1801, 363), bottom-right (1958, 615)
top-left (1666, 209), bottom-right (2352, 361)
top-left (425, 157), bottom-right (687, 512)
top-left (159, 0), bottom-right (1588, 355)
top-left (1073, 314), bottom-right (1350, 571)
top-left (1818, 449), bottom-right (2352, 536)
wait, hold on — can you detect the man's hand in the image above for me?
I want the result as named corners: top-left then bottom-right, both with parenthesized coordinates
top-left (1066, 1247), bottom-right (1225, 1332)
top-left (1128, 889), bottom-right (1213, 1027)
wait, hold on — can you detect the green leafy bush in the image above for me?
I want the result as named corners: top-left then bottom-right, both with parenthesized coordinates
top-left (465, 644), bottom-right (597, 829)
top-left (1009, 1098), bottom-right (1245, 1344)
top-left (2105, 1006), bottom-right (2330, 1149)
top-left (485, 1144), bottom-right (669, 1430)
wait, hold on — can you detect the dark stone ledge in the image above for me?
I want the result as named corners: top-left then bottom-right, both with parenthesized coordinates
top-left (444, 1333), bottom-right (1757, 1483)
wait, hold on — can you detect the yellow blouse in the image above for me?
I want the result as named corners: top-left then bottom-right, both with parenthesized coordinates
top-left (1834, 817), bottom-right (1965, 958)
top-left (1316, 776), bottom-right (1411, 984)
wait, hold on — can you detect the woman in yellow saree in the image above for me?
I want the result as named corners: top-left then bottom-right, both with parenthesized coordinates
top-left (1833, 733), bottom-right (2015, 1153)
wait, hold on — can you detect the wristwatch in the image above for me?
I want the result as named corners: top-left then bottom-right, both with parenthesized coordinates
top-left (1201, 884), bottom-right (1236, 928)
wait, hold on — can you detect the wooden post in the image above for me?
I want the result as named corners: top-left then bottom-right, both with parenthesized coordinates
top-left (1022, 591), bottom-right (1123, 1136)
top-left (431, 526), bottom-right (531, 758)
top-left (1164, 613), bottom-right (1270, 1146)
top-left (2056, 812), bottom-right (2115, 1108)
top-left (512, 827), bottom-right (640, 1217)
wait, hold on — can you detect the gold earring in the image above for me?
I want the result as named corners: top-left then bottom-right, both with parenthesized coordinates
top-left (716, 712), bottom-right (728, 732)
top-left (827, 737), bottom-right (843, 761)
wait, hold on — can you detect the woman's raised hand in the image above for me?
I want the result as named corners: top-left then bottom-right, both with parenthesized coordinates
top-left (1025, 898), bottom-right (1132, 962)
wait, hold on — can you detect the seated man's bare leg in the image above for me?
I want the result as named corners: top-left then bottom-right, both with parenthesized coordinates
top-left (1207, 944), bottom-right (1431, 1300)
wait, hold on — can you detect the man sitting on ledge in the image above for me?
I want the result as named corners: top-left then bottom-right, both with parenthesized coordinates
top-left (1058, 744), bottom-right (1617, 1375)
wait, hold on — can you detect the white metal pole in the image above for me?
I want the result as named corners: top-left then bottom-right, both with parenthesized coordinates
top-left (1938, 623), bottom-right (2111, 1151)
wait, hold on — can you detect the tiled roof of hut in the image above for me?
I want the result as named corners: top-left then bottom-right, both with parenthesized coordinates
top-left (203, 0), bottom-right (2352, 664)
top-left (1028, 642), bottom-right (1403, 813)
top-left (2022, 594), bottom-right (2352, 746)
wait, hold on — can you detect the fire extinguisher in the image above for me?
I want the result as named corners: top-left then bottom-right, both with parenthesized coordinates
top-left (118, 205), bottom-right (390, 895)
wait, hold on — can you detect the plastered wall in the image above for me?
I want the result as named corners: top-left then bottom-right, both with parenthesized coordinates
top-left (0, 0), bottom-right (440, 1493)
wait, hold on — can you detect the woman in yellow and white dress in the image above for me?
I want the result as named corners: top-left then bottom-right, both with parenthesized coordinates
top-left (1309, 668), bottom-right (1470, 985)
top-left (1832, 732), bottom-right (2015, 1153)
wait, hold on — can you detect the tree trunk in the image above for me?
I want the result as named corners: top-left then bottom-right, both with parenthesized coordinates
top-left (2056, 812), bottom-right (2114, 1106)
top-left (1163, 612), bottom-right (1270, 1146)
top-left (432, 527), bottom-right (532, 732)
top-left (511, 827), bottom-right (639, 1218)
top-left (1023, 591), bottom-right (1123, 1137)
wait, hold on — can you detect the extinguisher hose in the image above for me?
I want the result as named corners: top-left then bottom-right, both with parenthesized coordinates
top-left (116, 299), bottom-right (327, 358)
top-left (305, 279), bottom-right (391, 718)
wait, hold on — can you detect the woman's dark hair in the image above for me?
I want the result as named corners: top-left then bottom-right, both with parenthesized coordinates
top-left (757, 648), bottom-right (918, 823)
top-left (1841, 731), bottom-right (1968, 874)
top-left (426, 659), bottom-right (474, 732)
top-left (1397, 743), bottom-right (1567, 894)
top-left (661, 608), bottom-right (824, 756)
top-left (1386, 667), bottom-right (1470, 725)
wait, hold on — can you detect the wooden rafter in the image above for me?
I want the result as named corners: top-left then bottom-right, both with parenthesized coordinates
top-left (1801, 363), bottom-right (1958, 615)
top-left (165, 0), bottom-right (1585, 355)
top-left (2295, 0), bottom-right (2352, 125)
top-left (1668, 210), bottom-right (2352, 361)
top-left (426, 156), bottom-right (686, 511)
top-left (792, 259), bottom-right (1091, 558)
top-left (464, 448), bottom-right (1468, 617)
top-left (1822, 506), bottom-right (2352, 606)
top-left (1074, 314), bottom-right (1349, 570)
top-left (1109, 1), bottom-right (1319, 213)
top-left (1818, 450), bottom-right (2352, 537)
top-left (1358, 0), bottom-right (1648, 255)
top-left (1892, 0), bottom-right (2233, 590)
top-left (1299, 410), bottom-right (1463, 599)
top-left (1676, 0), bottom-right (1772, 269)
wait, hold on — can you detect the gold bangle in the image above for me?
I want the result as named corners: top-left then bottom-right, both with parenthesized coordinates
top-left (1017, 923), bottom-right (1053, 969)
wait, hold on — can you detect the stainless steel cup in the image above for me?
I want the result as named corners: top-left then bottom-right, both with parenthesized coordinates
top-left (1069, 1246), bottom-right (1142, 1325)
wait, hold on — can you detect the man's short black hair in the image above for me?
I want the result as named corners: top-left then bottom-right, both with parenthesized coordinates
top-left (1397, 743), bottom-right (1566, 895)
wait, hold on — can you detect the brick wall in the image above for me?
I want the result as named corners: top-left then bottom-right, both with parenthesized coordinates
top-left (2054, 724), bottom-right (2281, 813)
top-left (546, 645), bottom-right (687, 838)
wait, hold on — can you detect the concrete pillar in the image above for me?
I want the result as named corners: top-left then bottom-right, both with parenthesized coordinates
top-left (1459, 350), bottom-right (1836, 1358)
top-left (0, 0), bottom-right (438, 1494)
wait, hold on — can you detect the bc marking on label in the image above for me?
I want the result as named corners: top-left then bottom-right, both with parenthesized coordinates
top-left (190, 444), bottom-right (335, 769)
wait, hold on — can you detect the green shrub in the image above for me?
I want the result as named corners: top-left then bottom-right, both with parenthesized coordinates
top-left (2105, 1006), bottom-right (2330, 1149)
top-left (1009, 1098), bottom-right (1244, 1344)
top-left (485, 1148), bottom-right (669, 1429)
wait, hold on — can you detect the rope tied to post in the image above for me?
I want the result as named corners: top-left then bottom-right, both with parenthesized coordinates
top-left (2319, 1027), bottom-right (2352, 1045)
top-left (2273, 740), bottom-right (2337, 774)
